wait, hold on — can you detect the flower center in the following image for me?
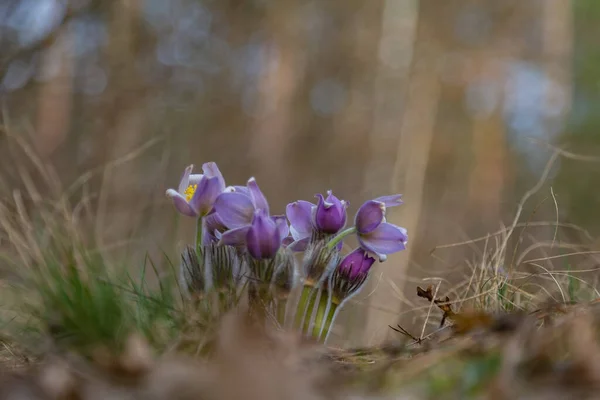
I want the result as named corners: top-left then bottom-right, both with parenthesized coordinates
top-left (184, 184), bottom-right (197, 202)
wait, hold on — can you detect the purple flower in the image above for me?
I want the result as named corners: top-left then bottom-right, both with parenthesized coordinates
top-left (314, 191), bottom-right (348, 234)
top-left (354, 197), bottom-right (408, 261)
top-left (214, 177), bottom-right (269, 230)
top-left (285, 200), bottom-right (314, 251)
top-left (285, 190), bottom-right (348, 252)
top-left (166, 162), bottom-right (226, 217)
top-left (214, 177), bottom-right (289, 252)
top-left (337, 248), bottom-right (376, 281)
top-left (246, 210), bottom-right (286, 259)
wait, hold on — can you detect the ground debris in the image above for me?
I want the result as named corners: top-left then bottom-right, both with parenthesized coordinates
top-left (4, 299), bottom-right (600, 399)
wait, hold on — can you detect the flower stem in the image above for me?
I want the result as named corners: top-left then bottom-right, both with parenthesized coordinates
top-left (309, 291), bottom-right (338, 340)
top-left (323, 304), bottom-right (342, 344)
top-left (326, 227), bottom-right (356, 250)
top-left (195, 216), bottom-right (204, 258)
top-left (276, 298), bottom-right (287, 326)
top-left (296, 285), bottom-right (316, 332)
top-left (295, 285), bottom-right (339, 341)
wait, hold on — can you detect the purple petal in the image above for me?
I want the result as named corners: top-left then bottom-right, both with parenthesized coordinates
top-left (355, 200), bottom-right (385, 234)
top-left (286, 200), bottom-right (314, 238)
top-left (282, 236), bottom-right (295, 247)
top-left (272, 215), bottom-right (290, 241)
top-left (214, 192), bottom-right (255, 229)
top-left (247, 177), bottom-right (269, 214)
top-left (189, 176), bottom-right (222, 216)
top-left (219, 226), bottom-right (251, 247)
top-left (246, 211), bottom-right (280, 259)
top-left (204, 210), bottom-right (227, 241)
top-left (202, 162), bottom-right (226, 192)
top-left (339, 248), bottom-right (375, 280)
top-left (374, 194), bottom-right (403, 208)
top-left (290, 226), bottom-right (306, 241)
top-left (166, 189), bottom-right (197, 217)
top-left (287, 237), bottom-right (310, 252)
top-left (178, 165), bottom-right (194, 194)
top-left (358, 222), bottom-right (408, 257)
top-left (232, 185), bottom-right (250, 195)
top-left (188, 174), bottom-right (204, 185)
top-left (314, 191), bottom-right (347, 234)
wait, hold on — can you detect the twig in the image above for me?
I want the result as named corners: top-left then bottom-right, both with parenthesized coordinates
top-left (416, 285), bottom-right (455, 329)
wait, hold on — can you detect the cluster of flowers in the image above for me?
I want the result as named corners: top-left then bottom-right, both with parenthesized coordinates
top-left (166, 162), bottom-right (408, 340)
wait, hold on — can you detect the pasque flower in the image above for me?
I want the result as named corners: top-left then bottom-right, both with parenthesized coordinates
top-left (337, 248), bottom-right (376, 281)
top-left (246, 209), bottom-right (285, 259)
top-left (166, 162), bottom-right (226, 217)
top-left (314, 191), bottom-right (347, 234)
top-left (329, 248), bottom-right (376, 302)
top-left (214, 177), bottom-right (289, 253)
top-left (285, 190), bottom-right (348, 252)
top-left (354, 195), bottom-right (407, 262)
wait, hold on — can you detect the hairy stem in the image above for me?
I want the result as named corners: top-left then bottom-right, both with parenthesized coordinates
top-left (326, 227), bottom-right (357, 250)
top-left (195, 216), bottom-right (204, 259)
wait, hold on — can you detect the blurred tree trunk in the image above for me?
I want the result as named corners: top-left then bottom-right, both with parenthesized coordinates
top-left (249, 1), bottom-right (306, 193)
top-left (320, 0), bottom-right (389, 345)
top-left (358, 0), bottom-right (436, 345)
top-left (466, 57), bottom-right (507, 231)
top-left (35, 28), bottom-right (74, 158)
top-left (94, 0), bottom-right (146, 257)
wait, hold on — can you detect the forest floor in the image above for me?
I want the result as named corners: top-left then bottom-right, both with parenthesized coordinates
top-left (1, 283), bottom-right (600, 400)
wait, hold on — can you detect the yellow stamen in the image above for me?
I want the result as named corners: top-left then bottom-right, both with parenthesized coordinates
top-left (184, 184), bottom-right (197, 202)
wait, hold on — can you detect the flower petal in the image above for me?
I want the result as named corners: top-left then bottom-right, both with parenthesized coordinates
top-left (231, 185), bottom-right (250, 195)
top-left (202, 162), bottom-right (226, 192)
top-left (219, 226), bottom-right (251, 247)
top-left (290, 226), bottom-right (305, 241)
top-left (282, 236), bottom-right (295, 247)
top-left (287, 237), bottom-right (310, 252)
top-left (374, 194), bottom-right (403, 208)
top-left (204, 210), bottom-right (227, 243)
top-left (166, 189), bottom-right (197, 217)
top-left (214, 192), bottom-right (255, 229)
top-left (247, 177), bottom-right (269, 214)
top-left (358, 222), bottom-right (408, 257)
top-left (338, 248), bottom-right (375, 280)
top-left (246, 211), bottom-right (280, 259)
top-left (286, 200), bottom-right (314, 237)
top-left (355, 200), bottom-right (385, 234)
top-left (272, 215), bottom-right (290, 241)
top-left (188, 174), bottom-right (204, 186)
top-left (190, 176), bottom-right (222, 216)
top-left (178, 165), bottom-right (194, 194)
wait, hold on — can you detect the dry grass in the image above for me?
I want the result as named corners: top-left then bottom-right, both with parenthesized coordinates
top-left (1, 129), bottom-right (600, 399)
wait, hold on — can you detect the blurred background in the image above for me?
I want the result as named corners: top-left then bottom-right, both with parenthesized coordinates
top-left (0, 0), bottom-right (599, 346)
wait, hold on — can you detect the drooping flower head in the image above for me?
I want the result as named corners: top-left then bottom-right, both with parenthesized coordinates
top-left (330, 248), bottom-right (376, 301)
top-left (354, 194), bottom-right (407, 262)
top-left (337, 248), bottom-right (376, 281)
top-left (166, 162), bottom-right (226, 217)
